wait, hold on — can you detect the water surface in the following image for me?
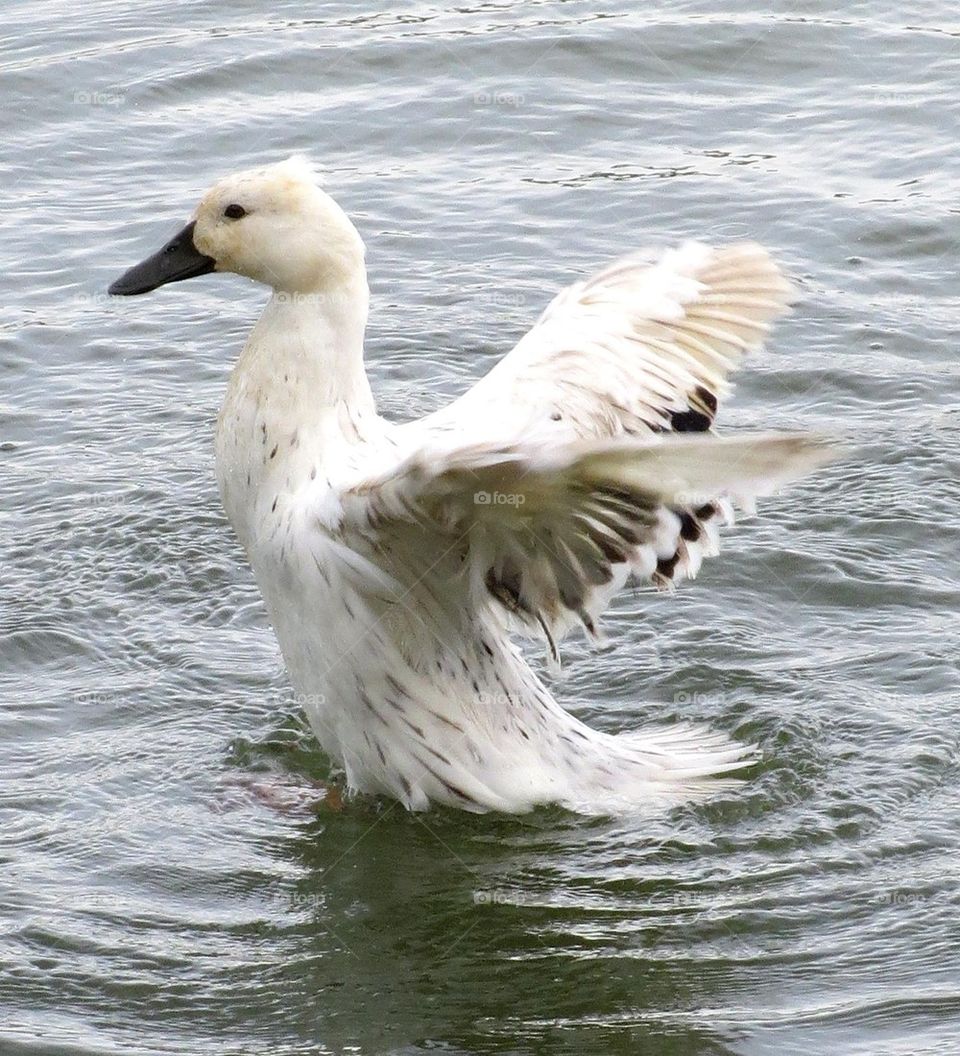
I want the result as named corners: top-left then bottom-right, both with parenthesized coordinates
top-left (2, 2), bottom-right (959, 1054)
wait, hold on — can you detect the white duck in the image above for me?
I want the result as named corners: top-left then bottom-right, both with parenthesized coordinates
top-left (110, 156), bottom-right (835, 814)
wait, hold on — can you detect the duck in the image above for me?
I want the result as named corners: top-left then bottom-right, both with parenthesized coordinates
top-left (109, 155), bottom-right (837, 814)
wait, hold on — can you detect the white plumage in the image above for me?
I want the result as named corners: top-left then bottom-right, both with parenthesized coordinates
top-left (111, 157), bottom-right (837, 814)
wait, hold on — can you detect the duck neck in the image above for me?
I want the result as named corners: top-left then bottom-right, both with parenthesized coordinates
top-left (216, 267), bottom-right (379, 542)
top-left (246, 270), bottom-right (374, 417)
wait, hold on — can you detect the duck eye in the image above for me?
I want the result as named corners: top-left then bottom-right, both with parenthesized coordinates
top-left (223, 203), bottom-right (247, 220)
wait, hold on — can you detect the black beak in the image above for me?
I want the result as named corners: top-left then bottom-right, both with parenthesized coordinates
top-left (108, 221), bottom-right (216, 296)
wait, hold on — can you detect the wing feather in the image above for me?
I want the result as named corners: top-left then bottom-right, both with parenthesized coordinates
top-left (333, 241), bottom-right (831, 660)
top-left (339, 434), bottom-right (836, 659)
top-left (407, 240), bottom-right (794, 449)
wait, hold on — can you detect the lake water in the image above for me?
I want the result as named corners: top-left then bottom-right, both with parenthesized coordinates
top-left (2, 2), bottom-right (959, 1054)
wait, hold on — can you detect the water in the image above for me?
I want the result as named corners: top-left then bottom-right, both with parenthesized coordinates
top-left (2, 2), bottom-right (959, 1053)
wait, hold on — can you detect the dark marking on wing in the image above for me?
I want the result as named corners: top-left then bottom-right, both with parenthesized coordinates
top-left (385, 674), bottom-right (409, 700)
top-left (423, 743), bottom-right (453, 767)
top-left (590, 531), bottom-right (628, 566)
top-left (679, 511), bottom-right (701, 541)
top-left (696, 386), bottom-right (718, 415)
top-left (358, 688), bottom-right (389, 726)
top-left (312, 554), bottom-right (331, 586)
top-left (656, 552), bottom-right (681, 579)
top-left (669, 385), bottom-right (719, 433)
top-left (399, 716), bottom-right (425, 739)
top-left (669, 407), bottom-right (712, 433)
top-left (426, 709), bottom-right (465, 733)
top-left (485, 564), bottom-right (531, 616)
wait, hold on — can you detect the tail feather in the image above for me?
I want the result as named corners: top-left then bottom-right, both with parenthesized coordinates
top-left (556, 720), bottom-right (759, 814)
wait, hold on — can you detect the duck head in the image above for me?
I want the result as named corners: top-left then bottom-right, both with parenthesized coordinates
top-left (108, 156), bottom-right (364, 297)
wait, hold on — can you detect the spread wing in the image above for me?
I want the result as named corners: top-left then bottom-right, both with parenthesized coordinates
top-left (339, 241), bottom-right (830, 660)
top-left (338, 434), bottom-right (835, 661)
top-left (411, 240), bottom-right (795, 446)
